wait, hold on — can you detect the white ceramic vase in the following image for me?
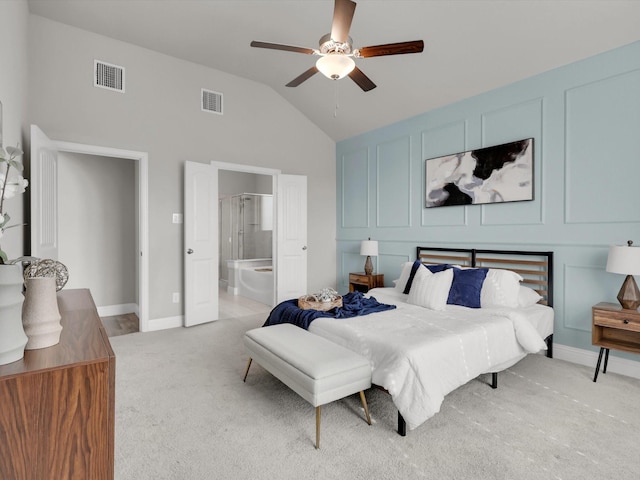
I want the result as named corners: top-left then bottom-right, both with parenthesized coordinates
top-left (22, 277), bottom-right (63, 350)
top-left (0, 264), bottom-right (28, 365)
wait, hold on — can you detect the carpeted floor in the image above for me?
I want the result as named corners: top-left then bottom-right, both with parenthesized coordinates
top-left (109, 313), bottom-right (640, 480)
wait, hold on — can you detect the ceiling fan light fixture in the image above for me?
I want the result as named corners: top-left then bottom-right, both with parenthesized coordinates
top-left (316, 54), bottom-right (355, 80)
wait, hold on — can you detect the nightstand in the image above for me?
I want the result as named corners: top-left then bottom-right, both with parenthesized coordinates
top-left (592, 302), bottom-right (640, 382)
top-left (348, 273), bottom-right (384, 293)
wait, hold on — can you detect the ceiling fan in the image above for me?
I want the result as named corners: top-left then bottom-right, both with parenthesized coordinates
top-left (250, 0), bottom-right (424, 92)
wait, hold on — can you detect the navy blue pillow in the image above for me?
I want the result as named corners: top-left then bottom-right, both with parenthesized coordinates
top-left (403, 261), bottom-right (451, 294)
top-left (402, 260), bottom-right (422, 294)
top-left (447, 268), bottom-right (488, 308)
top-left (427, 263), bottom-right (450, 273)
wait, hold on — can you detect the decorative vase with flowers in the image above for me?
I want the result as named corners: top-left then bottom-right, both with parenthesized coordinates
top-left (0, 142), bottom-right (30, 365)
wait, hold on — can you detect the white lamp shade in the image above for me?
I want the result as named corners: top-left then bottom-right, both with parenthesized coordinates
top-left (316, 54), bottom-right (355, 80)
top-left (360, 240), bottom-right (378, 257)
top-left (606, 245), bottom-right (640, 275)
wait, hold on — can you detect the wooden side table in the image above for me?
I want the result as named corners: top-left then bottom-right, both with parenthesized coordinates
top-left (348, 273), bottom-right (384, 293)
top-left (592, 302), bottom-right (640, 382)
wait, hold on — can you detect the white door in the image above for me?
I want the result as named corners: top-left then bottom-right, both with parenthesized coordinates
top-left (184, 161), bottom-right (218, 327)
top-left (30, 125), bottom-right (58, 260)
top-left (276, 174), bottom-right (307, 303)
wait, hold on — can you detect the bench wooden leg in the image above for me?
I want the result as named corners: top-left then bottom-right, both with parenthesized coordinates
top-left (359, 391), bottom-right (371, 425)
top-left (243, 358), bottom-right (252, 382)
top-left (316, 406), bottom-right (321, 449)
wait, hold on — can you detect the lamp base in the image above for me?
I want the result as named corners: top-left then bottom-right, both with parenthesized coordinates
top-left (364, 256), bottom-right (373, 275)
top-left (617, 274), bottom-right (640, 310)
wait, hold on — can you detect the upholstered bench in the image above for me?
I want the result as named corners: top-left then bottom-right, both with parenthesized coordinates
top-left (243, 323), bottom-right (372, 449)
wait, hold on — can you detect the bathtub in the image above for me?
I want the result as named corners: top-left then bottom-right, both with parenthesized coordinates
top-left (227, 259), bottom-right (274, 306)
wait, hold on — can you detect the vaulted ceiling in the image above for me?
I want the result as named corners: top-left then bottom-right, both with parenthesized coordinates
top-left (28, 0), bottom-right (640, 141)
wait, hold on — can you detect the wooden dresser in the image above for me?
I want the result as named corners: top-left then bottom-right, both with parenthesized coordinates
top-left (0, 289), bottom-right (115, 480)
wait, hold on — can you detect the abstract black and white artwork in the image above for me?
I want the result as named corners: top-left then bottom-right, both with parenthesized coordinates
top-left (425, 138), bottom-right (533, 208)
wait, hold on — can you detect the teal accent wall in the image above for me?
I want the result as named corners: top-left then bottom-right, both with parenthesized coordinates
top-left (336, 41), bottom-right (640, 359)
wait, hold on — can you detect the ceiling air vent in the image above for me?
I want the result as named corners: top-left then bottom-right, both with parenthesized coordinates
top-left (94, 60), bottom-right (125, 93)
top-left (201, 88), bottom-right (223, 115)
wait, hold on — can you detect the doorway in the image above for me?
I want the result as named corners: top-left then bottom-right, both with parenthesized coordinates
top-left (184, 161), bottom-right (307, 327)
top-left (42, 136), bottom-right (149, 331)
top-left (218, 170), bottom-right (273, 309)
top-left (215, 163), bottom-right (278, 317)
top-left (58, 152), bottom-right (138, 323)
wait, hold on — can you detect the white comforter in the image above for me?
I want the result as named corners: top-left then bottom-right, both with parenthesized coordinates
top-left (308, 288), bottom-right (553, 430)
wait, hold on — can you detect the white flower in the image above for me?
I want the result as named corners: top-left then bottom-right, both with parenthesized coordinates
top-left (0, 174), bottom-right (28, 198)
top-left (0, 144), bottom-right (27, 264)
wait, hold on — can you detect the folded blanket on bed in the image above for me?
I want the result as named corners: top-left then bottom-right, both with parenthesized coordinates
top-left (263, 291), bottom-right (396, 329)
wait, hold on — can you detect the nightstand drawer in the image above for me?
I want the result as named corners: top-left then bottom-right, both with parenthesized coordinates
top-left (348, 273), bottom-right (384, 293)
top-left (593, 311), bottom-right (640, 333)
top-left (349, 274), bottom-right (370, 284)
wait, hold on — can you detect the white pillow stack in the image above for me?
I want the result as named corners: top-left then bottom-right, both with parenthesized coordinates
top-left (393, 261), bottom-right (542, 310)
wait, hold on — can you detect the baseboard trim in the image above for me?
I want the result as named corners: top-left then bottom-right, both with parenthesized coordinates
top-left (97, 303), bottom-right (138, 317)
top-left (554, 343), bottom-right (640, 380)
top-left (147, 315), bottom-right (183, 332)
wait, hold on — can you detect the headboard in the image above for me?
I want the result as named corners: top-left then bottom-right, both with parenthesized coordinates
top-left (416, 247), bottom-right (554, 307)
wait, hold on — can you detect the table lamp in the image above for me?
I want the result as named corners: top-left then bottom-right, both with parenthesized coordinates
top-left (606, 240), bottom-right (640, 310)
top-left (360, 239), bottom-right (378, 275)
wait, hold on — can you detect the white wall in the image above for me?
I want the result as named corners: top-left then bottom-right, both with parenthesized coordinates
top-left (58, 152), bottom-right (136, 308)
top-left (0, 0), bottom-right (29, 261)
top-left (27, 15), bottom-right (336, 320)
top-left (218, 171), bottom-right (271, 196)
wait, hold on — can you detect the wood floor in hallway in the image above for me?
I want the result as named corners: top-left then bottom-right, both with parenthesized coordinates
top-left (101, 288), bottom-right (272, 337)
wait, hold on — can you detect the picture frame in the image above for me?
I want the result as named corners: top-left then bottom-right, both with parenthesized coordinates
top-left (425, 138), bottom-right (534, 208)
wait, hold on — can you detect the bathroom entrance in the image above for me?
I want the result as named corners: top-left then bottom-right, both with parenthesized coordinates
top-left (184, 160), bottom-right (306, 327)
top-left (218, 171), bottom-right (273, 306)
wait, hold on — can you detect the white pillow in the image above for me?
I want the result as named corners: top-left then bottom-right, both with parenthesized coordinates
top-left (394, 261), bottom-right (414, 293)
top-left (407, 267), bottom-right (454, 310)
top-left (518, 286), bottom-right (542, 307)
top-left (480, 269), bottom-right (523, 308)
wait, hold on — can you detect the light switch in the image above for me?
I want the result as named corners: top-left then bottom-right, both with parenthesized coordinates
top-left (172, 213), bottom-right (183, 224)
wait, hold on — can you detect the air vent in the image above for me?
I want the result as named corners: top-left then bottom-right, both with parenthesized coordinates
top-left (201, 88), bottom-right (223, 115)
top-left (94, 60), bottom-right (125, 93)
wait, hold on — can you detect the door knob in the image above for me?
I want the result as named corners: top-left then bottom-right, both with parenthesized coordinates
top-left (187, 248), bottom-right (194, 254)
top-left (302, 246), bottom-right (307, 250)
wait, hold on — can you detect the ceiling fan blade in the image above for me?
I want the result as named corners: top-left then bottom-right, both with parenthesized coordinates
top-left (348, 66), bottom-right (376, 92)
top-left (357, 40), bottom-right (424, 58)
top-left (250, 41), bottom-right (315, 55)
top-left (330, 0), bottom-right (356, 44)
top-left (286, 66), bottom-right (319, 87)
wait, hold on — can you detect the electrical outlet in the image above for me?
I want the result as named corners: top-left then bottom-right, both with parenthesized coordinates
top-left (172, 213), bottom-right (183, 224)
top-left (172, 292), bottom-right (180, 303)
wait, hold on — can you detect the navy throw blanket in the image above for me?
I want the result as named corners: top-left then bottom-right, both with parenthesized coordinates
top-left (263, 291), bottom-right (396, 330)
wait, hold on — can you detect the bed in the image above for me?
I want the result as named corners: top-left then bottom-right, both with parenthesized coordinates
top-left (307, 247), bottom-right (554, 435)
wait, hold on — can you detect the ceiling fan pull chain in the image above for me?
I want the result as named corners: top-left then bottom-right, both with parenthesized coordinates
top-left (334, 81), bottom-right (339, 118)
